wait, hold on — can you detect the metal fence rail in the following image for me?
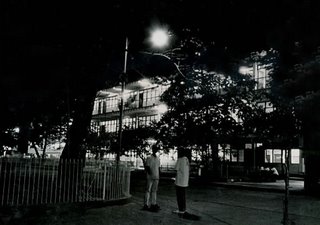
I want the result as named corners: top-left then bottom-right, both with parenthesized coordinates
top-left (0, 158), bottom-right (131, 207)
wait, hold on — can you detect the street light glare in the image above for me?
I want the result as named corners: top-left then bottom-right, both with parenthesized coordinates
top-left (150, 28), bottom-right (169, 48)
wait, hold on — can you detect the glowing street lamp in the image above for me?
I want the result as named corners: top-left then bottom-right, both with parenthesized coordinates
top-left (117, 28), bottom-right (170, 163)
top-left (149, 28), bottom-right (170, 49)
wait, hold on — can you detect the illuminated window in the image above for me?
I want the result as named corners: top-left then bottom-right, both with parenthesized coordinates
top-left (104, 120), bottom-right (118, 133)
top-left (142, 87), bottom-right (161, 107)
top-left (106, 96), bottom-right (118, 109)
top-left (273, 150), bottom-right (282, 163)
top-left (257, 101), bottom-right (274, 113)
top-left (238, 150), bottom-right (244, 162)
top-left (138, 115), bottom-right (158, 127)
top-left (265, 149), bottom-right (286, 163)
top-left (256, 68), bottom-right (267, 89)
top-left (218, 144), bottom-right (244, 162)
top-left (253, 64), bottom-right (270, 90)
top-left (125, 92), bottom-right (138, 108)
top-left (291, 149), bottom-right (300, 164)
top-left (123, 117), bottom-right (136, 129)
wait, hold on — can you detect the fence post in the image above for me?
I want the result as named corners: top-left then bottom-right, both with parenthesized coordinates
top-left (103, 162), bottom-right (107, 200)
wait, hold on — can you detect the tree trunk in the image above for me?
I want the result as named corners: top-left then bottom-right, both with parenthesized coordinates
top-left (210, 143), bottom-right (220, 178)
top-left (31, 142), bottom-right (41, 158)
top-left (302, 113), bottom-right (320, 195)
top-left (304, 150), bottom-right (320, 195)
top-left (60, 91), bottom-right (96, 160)
top-left (17, 122), bottom-right (29, 154)
top-left (42, 131), bottom-right (48, 159)
top-left (303, 126), bottom-right (320, 195)
top-left (58, 88), bottom-right (97, 202)
top-left (282, 149), bottom-right (290, 225)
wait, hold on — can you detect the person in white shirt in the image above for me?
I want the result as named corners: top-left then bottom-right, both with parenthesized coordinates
top-left (174, 147), bottom-right (190, 215)
top-left (143, 145), bottom-right (161, 212)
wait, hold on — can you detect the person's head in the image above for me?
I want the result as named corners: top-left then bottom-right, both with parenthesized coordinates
top-left (151, 145), bottom-right (159, 156)
top-left (177, 147), bottom-right (186, 158)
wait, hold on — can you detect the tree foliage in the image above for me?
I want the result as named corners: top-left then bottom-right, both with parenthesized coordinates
top-left (121, 126), bottom-right (158, 165)
top-left (155, 38), bottom-right (268, 166)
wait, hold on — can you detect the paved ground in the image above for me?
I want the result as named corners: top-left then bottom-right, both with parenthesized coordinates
top-left (211, 179), bottom-right (305, 193)
top-left (3, 178), bottom-right (320, 225)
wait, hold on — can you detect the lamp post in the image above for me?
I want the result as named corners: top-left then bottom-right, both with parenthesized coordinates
top-left (117, 28), bottom-right (170, 164)
top-left (117, 37), bottom-right (128, 164)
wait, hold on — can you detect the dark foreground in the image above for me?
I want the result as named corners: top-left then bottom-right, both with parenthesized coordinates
top-left (2, 178), bottom-right (320, 225)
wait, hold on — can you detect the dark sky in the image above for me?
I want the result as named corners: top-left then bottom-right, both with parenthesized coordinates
top-left (2, 0), bottom-right (320, 113)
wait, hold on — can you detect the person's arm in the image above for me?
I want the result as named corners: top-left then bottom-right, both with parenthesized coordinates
top-left (145, 157), bottom-right (151, 175)
top-left (158, 158), bottom-right (161, 175)
top-left (186, 157), bottom-right (190, 171)
top-left (145, 166), bottom-right (151, 175)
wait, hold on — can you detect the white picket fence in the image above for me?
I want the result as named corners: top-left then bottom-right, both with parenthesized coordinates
top-left (0, 158), bottom-right (131, 206)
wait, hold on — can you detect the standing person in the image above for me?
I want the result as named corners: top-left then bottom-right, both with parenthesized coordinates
top-left (142, 145), bottom-right (161, 212)
top-left (173, 147), bottom-right (190, 216)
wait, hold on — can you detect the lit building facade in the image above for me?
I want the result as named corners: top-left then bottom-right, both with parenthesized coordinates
top-left (92, 79), bottom-right (169, 134)
top-left (91, 78), bottom-right (173, 168)
top-left (237, 62), bottom-right (304, 176)
top-left (91, 63), bottom-right (304, 176)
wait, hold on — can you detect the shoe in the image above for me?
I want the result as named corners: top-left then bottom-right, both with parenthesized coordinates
top-left (149, 204), bottom-right (160, 212)
top-left (172, 210), bottom-right (186, 217)
top-left (172, 210), bottom-right (180, 214)
top-left (141, 205), bottom-right (149, 210)
top-left (181, 212), bottom-right (200, 220)
top-left (182, 211), bottom-right (190, 217)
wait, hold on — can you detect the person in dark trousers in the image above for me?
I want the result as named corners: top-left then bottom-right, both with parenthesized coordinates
top-left (172, 147), bottom-right (200, 220)
top-left (173, 147), bottom-right (190, 215)
top-left (142, 145), bottom-right (161, 212)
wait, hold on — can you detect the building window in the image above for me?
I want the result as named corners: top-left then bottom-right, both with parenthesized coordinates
top-left (106, 96), bottom-right (118, 109)
top-left (98, 101), bottom-right (102, 114)
top-left (142, 87), bottom-right (161, 107)
top-left (238, 150), bottom-right (244, 162)
top-left (218, 144), bottom-right (244, 162)
top-left (102, 101), bottom-right (106, 113)
top-left (99, 125), bottom-right (105, 134)
top-left (265, 149), bottom-right (301, 164)
top-left (103, 120), bottom-right (118, 133)
top-left (125, 92), bottom-right (138, 108)
top-left (257, 101), bottom-right (274, 113)
top-left (291, 149), bottom-right (300, 164)
top-left (138, 115), bottom-right (158, 127)
top-left (123, 117), bottom-right (136, 129)
top-left (256, 68), bottom-right (267, 89)
top-left (265, 149), bottom-right (286, 163)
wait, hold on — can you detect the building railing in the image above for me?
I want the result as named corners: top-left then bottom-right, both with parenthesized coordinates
top-left (0, 158), bottom-right (131, 207)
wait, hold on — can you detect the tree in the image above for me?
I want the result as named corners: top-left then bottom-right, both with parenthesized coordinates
top-left (2, 0), bottom-right (320, 204)
top-left (270, 46), bottom-right (320, 195)
top-left (155, 37), bottom-right (264, 176)
top-left (121, 126), bottom-right (158, 167)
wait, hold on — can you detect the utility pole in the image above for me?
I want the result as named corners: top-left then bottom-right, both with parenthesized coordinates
top-left (117, 37), bottom-right (128, 164)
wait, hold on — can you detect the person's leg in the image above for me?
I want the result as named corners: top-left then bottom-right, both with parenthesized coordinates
top-left (144, 178), bottom-right (153, 207)
top-left (176, 185), bottom-right (186, 212)
top-left (180, 186), bottom-right (186, 212)
top-left (150, 179), bottom-right (159, 205)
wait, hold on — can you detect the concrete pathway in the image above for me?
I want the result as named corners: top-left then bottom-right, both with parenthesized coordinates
top-left (4, 179), bottom-right (320, 225)
top-left (211, 179), bottom-right (305, 193)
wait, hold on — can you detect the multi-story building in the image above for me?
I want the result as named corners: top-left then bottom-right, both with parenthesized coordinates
top-left (237, 62), bottom-right (304, 176)
top-left (92, 78), bottom-right (169, 133)
top-left (91, 63), bottom-right (304, 176)
top-left (91, 78), bottom-right (174, 168)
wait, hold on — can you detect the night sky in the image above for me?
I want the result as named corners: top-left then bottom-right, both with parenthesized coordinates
top-left (2, 0), bottom-right (320, 123)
